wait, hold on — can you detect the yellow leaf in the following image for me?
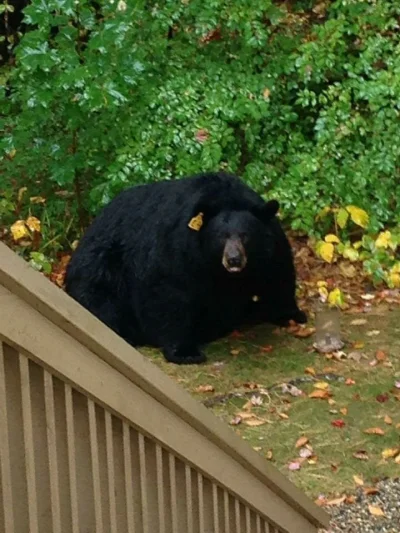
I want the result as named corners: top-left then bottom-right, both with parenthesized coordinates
top-left (336, 208), bottom-right (349, 229)
top-left (353, 475), bottom-right (364, 486)
top-left (368, 505), bottom-right (385, 517)
top-left (375, 230), bottom-right (393, 249)
top-left (328, 288), bottom-right (344, 308)
top-left (30, 196), bottom-right (46, 204)
top-left (346, 205), bottom-right (369, 228)
top-left (319, 242), bottom-right (334, 263)
top-left (316, 206), bottom-right (331, 220)
top-left (381, 448), bottom-right (399, 459)
top-left (340, 407), bottom-right (348, 416)
top-left (388, 269), bottom-right (400, 288)
top-left (318, 286), bottom-right (329, 302)
top-left (10, 220), bottom-right (30, 242)
top-left (317, 280), bottom-right (328, 288)
top-left (363, 427), bottom-right (385, 436)
top-left (262, 88), bottom-right (271, 99)
top-left (384, 415), bottom-right (392, 425)
top-left (325, 234), bottom-right (340, 244)
top-left (342, 246), bottom-right (359, 262)
top-left (26, 216), bottom-right (41, 233)
top-left (314, 381), bottom-right (329, 390)
top-left (278, 412), bottom-right (289, 420)
top-left (18, 186), bottom-right (27, 203)
top-left (305, 367), bottom-right (316, 376)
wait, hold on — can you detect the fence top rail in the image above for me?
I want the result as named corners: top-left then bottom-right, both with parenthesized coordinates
top-left (0, 242), bottom-right (329, 529)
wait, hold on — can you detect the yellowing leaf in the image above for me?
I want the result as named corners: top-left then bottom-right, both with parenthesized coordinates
top-left (342, 246), bottom-right (359, 262)
top-left (363, 427), bottom-right (385, 436)
top-left (346, 205), bottom-right (369, 228)
top-left (353, 475), bottom-right (363, 486)
top-left (375, 230), bottom-right (393, 249)
top-left (325, 234), bottom-right (340, 244)
top-left (319, 242), bottom-right (334, 263)
top-left (336, 208), bottom-right (349, 229)
top-left (381, 448), bottom-right (399, 459)
top-left (328, 288), bottom-right (344, 308)
top-left (10, 220), bottom-right (29, 241)
top-left (368, 505), bottom-right (385, 517)
top-left (18, 186), bottom-right (27, 203)
top-left (388, 270), bottom-right (400, 288)
top-left (314, 381), bottom-right (329, 390)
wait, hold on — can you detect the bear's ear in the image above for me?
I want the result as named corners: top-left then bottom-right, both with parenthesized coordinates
top-left (254, 199), bottom-right (279, 222)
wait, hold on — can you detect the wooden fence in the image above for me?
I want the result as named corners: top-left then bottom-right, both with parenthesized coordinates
top-left (0, 242), bottom-right (329, 533)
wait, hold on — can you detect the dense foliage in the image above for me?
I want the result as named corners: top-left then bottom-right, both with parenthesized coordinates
top-left (1, 0), bottom-right (400, 246)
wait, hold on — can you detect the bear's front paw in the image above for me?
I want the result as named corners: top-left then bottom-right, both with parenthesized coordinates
top-left (163, 344), bottom-right (207, 365)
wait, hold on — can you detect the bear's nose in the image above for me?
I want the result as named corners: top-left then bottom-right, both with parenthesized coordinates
top-left (227, 256), bottom-right (242, 268)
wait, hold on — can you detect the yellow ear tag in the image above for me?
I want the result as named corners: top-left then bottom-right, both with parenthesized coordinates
top-left (188, 212), bottom-right (204, 231)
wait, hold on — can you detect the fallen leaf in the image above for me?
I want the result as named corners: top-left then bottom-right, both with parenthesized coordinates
top-left (305, 367), bottom-right (316, 376)
top-left (384, 415), bottom-right (392, 425)
top-left (345, 378), bottom-right (356, 386)
top-left (328, 398), bottom-right (336, 406)
top-left (10, 220), bottom-right (29, 241)
top-left (26, 216), bottom-right (41, 233)
top-left (395, 381), bottom-right (400, 389)
top-left (339, 263), bottom-right (357, 278)
top-left (352, 341), bottom-right (365, 349)
top-left (350, 318), bottom-right (367, 326)
top-left (395, 454), bottom-right (400, 464)
top-left (345, 495), bottom-right (356, 504)
top-left (326, 496), bottom-right (346, 506)
top-left (364, 487), bottom-right (380, 496)
top-left (230, 349), bottom-right (240, 356)
top-left (253, 446), bottom-right (262, 452)
top-left (281, 383), bottom-right (303, 397)
top-left (363, 427), bottom-right (385, 436)
top-left (368, 505), bottom-right (385, 517)
top-left (278, 412), bottom-right (289, 420)
top-left (376, 350), bottom-right (387, 362)
top-left (260, 345), bottom-right (273, 353)
top-left (309, 389), bottom-right (331, 400)
top-left (353, 450), bottom-right (369, 461)
top-left (236, 412), bottom-right (256, 420)
top-left (340, 407), bottom-right (348, 416)
top-left (30, 196), bottom-right (46, 204)
top-left (288, 461), bottom-right (301, 471)
top-left (195, 385), bottom-right (214, 393)
top-left (314, 381), bottom-right (330, 390)
top-left (243, 382), bottom-right (258, 390)
top-left (353, 475), bottom-right (364, 486)
top-left (348, 351), bottom-right (365, 363)
top-left (361, 294), bottom-right (375, 301)
top-left (250, 395), bottom-right (263, 406)
top-left (376, 393), bottom-right (389, 403)
top-left (331, 419), bottom-right (345, 428)
top-left (299, 447), bottom-right (313, 459)
top-left (243, 418), bottom-right (267, 427)
top-left (295, 436), bottom-right (309, 449)
top-left (381, 448), bottom-right (399, 459)
top-left (266, 449), bottom-right (273, 460)
top-left (230, 416), bottom-right (242, 426)
top-left (366, 329), bottom-right (380, 337)
top-left (293, 326), bottom-right (316, 338)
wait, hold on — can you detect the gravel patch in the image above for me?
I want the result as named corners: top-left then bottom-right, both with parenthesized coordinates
top-left (320, 478), bottom-right (400, 533)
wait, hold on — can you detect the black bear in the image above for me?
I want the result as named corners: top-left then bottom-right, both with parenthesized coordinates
top-left (65, 172), bottom-right (306, 364)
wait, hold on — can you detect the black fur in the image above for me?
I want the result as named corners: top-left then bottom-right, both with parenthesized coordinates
top-left (65, 172), bottom-right (306, 364)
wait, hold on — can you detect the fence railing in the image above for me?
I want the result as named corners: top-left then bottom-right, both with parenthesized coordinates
top-left (0, 242), bottom-right (329, 533)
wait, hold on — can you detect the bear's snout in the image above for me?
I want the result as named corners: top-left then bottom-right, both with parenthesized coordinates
top-left (222, 237), bottom-right (247, 273)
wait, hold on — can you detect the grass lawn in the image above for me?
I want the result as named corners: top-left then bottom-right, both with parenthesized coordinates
top-left (143, 306), bottom-right (400, 501)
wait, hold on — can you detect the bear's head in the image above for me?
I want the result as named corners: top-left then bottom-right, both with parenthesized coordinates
top-left (195, 199), bottom-right (280, 275)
